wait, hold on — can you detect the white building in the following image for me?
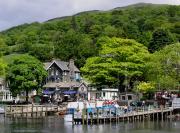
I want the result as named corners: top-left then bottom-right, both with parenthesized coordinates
top-left (101, 88), bottom-right (119, 100)
top-left (0, 78), bottom-right (13, 102)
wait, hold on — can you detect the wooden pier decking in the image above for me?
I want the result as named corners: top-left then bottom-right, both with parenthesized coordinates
top-left (73, 107), bottom-right (174, 125)
top-left (4, 104), bottom-right (66, 117)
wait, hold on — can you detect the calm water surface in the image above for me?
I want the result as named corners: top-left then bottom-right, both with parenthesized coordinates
top-left (0, 115), bottom-right (180, 133)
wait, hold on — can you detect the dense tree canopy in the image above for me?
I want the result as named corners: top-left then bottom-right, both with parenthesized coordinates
top-left (81, 37), bottom-right (149, 92)
top-left (148, 28), bottom-right (176, 53)
top-left (0, 4), bottom-right (179, 97)
top-left (0, 4), bottom-right (179, 68)
top-left (135, 82), bottom-right (155, 99)
top-left (145, 43), bottom-right (180, 91)
top-left (0, 58), bottom-right (6, 77)
top-left (6, 55), bottom-right (47, 102)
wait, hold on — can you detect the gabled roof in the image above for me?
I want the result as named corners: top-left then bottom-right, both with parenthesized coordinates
top-left (43, 82), bottom-right (81, 88)
top-left (54, 60), bottom-right (69, 71)
top-left (43, 81), bottom-right (88, 89)
top-left (44, 59), bottom-right (80, 72)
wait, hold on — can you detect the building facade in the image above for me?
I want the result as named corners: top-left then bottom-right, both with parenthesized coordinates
top-left (0, 78), bottom-right (13, 102)
top-left (43, 59), bottom-right (88, 101)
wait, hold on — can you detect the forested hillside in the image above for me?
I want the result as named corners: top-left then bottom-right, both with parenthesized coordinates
top-left (0, 3), bottom-right (179, 69)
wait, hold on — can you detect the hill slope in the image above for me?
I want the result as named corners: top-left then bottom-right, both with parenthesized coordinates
top-left (0, 3), bottom-right (179, 68)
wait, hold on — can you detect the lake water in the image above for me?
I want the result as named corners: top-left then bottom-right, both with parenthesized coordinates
top-left (0, 114), bottom-right (180, 133)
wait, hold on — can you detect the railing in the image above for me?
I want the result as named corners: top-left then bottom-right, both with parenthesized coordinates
top-left (73, 105), bottom-right (173, 120)
top-left (4, 104), bottom-right (65, 116)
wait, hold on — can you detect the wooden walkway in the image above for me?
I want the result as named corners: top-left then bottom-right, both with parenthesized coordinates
top-left (73, 108), bottom-right (173, 125)
top-left (4, 104), bottom-right (66, 117)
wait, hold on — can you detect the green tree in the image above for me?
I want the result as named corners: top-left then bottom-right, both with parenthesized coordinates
top-left (103, 25), bottom-right (118, 37)
top-left (29, 43), bottom-right (54, 61)
top-left (6, 54), bottom-right (47, 102)
top-left (0, 37), bottom-right (8, 55)
top-left (81, 37), bottom-right (149, 92)
top-left (171, 22), bottom-right (180, 41)
top-left (148, 28), bottom-right (176, 53)
top-left (146, 43), bottom-right (180, 91)
top-left (0, 58), bottom-right (7, 77)
top-left (135, 82), bottom-right (155, 100)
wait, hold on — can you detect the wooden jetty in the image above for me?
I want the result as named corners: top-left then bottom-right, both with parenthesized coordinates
top-left (73, 107), bottom-right (174, 125)
top-left (4, 104), bottom-right (66, 117)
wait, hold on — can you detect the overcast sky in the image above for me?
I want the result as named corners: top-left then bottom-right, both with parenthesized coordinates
top-left (0, 0), bottom-right (179, 31)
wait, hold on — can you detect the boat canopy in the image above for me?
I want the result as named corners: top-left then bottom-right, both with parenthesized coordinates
top-left (43, 90), bottom-right (55, 95)
top-left (63, 90), bottom-right (77, 95)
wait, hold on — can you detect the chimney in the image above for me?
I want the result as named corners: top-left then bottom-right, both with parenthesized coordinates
top-left (69, 59), bottom-right (75, 81)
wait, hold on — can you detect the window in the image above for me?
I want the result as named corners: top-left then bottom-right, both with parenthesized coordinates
top-left (122, 95), bottom-right (126, 100)
top-left (103, 92), bottom-right (105, 97)
top-left (51, 70), bottom-right (54, 76)
top-left (128, 95), bottom-right (132, 100)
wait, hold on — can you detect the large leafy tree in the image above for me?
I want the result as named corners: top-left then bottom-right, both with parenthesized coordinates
top-left (0, 58), bottom-right (7, 77)
top-left (134, 82), bottom-right (156, 100)
top-left (81, 37), bottom-right (149, 92)
top-left (0, 37), bottom-right (8, 55)
top-left (6, 54), bottom-right (47, 102)
top-left (148, 28), bottom-right (176, 53)
top-left (146, 43), bottom-right (180, 91)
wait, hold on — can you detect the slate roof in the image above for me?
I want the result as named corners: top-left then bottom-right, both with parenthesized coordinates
top-left (43, 82), bottom-right (82, 88)
top-left (44, 59), bottom-right (80, 72)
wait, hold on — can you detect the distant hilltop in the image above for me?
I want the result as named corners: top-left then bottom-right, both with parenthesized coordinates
top-left (0, 3), bottom-right (179, 69)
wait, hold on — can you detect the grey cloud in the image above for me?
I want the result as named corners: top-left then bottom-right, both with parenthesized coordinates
top-left (0, 0), bottom-right (179, 31)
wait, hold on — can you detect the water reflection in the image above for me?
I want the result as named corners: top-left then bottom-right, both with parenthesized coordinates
top-left (0, 115), bottom-right (180, 133)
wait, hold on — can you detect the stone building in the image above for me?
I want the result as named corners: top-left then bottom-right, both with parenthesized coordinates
top-left (43, 59), bottom-right (88, 101)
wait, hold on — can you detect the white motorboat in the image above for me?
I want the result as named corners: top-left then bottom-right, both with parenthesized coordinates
top-left (64, 114), bottom-right (73, 122)
top-left (0, 107), bottom-right (5, 114)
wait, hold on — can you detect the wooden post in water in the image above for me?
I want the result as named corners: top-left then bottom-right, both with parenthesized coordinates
top-left (31, 104), bottom-right (33, 117)
top-left (90, 112), bottom-right (93, 125)
top-left (161, 111), bottom-right (163, 121)
top-left (82, 108), bottom-right (85, 125)
top-left (36, 106), bottom-right (38, 117)
top-left (10, 105), bottom-right (12, 115)
top-left (72, 111), bottom-right (74, 125)
top-left (103, 108), bottom-right (105, 124)
top-left (21, 106), bottom-right (23, 117)
top-left (123, 113), bottom-right (124, 122)
top-left (82, 102), bottom-right (88, 125)
top-left (132, 112), bottom-right (134, 122)
top-left (40, 105), bottom-right (43, 117)
top-left (109, 108), bottom-right (111, 123)
top-left (97, 108), bottom-right (99, 124)
top-left (26, 105), bottom-right (28, 117)
top-left (4, 105), bottom-right (6, 117)
top-left (115, 108), bottom-right (117, 122)
top-left (45, 106), bottom-right (48, 116)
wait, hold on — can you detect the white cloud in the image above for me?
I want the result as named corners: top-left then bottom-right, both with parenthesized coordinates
top-left (0, 0), bottom-right (179, 31)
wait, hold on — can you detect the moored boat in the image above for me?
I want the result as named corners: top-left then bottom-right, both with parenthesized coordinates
top-left (0, 107), bottom-right (4, 114)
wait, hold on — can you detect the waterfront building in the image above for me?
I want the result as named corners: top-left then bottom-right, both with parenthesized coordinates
top-left (101, 88), bottom-right (119, 100)
top-left (118, 92), bottom-right (138, 106)
top-left (43, 59), bottom-right (88, 101)
top-left (0, 78), bottom-right (13, 102)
